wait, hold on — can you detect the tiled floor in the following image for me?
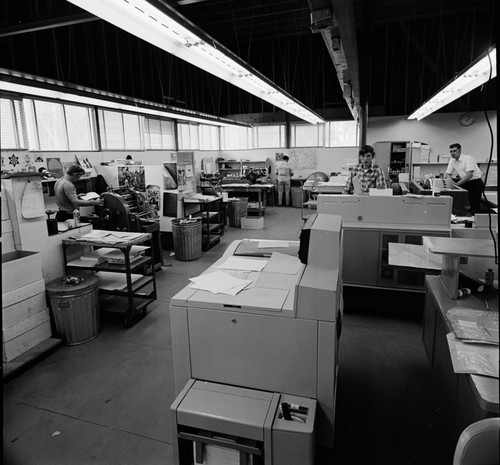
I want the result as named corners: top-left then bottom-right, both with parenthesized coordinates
top-left (3, 206), bottom-right (454, 464)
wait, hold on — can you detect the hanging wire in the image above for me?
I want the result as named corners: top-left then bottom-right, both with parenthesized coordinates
top-left (479, 45), bottom-right (497, 264)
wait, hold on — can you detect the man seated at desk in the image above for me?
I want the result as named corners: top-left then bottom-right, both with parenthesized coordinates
top-left (343, 145), bottom-right (386, 195)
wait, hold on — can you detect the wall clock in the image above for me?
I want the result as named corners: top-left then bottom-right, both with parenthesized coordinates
top-left (459, 112), bottom-right (475, 127)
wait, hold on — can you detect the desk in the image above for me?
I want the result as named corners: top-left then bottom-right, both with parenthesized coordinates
top-left (62, 231), bottom-right (157, 327)
top-left (423, 276), bottom-right (499, 445)
top-left (222, 184), bottom-right (274, 216)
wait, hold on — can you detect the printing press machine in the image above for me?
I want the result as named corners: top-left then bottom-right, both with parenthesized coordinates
top-left (170, 214), bottom-right (343, 464)
top-left (97, 186), bottom-right (163, 271)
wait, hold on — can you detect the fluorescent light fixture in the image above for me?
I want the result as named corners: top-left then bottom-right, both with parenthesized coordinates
top-left (66, 0), bottom-right (323, 125)
top-left (0, 69), bottom-right (249, 127)
top-left (408, 45), bottom-right (496, 121)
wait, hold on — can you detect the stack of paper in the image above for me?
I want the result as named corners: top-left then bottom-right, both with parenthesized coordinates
top-left (189, 270), bottom-right (253, 296)
top-left (80, 248), bottom-right (115, 263)
top-left (447, 333), bottom-right (499, 378)
top-left (447, 308), bottom-right (498, 345)
top-left (104, 246), bottom-right (149, 264)
top-left (446, 308), bottom-right (499, 378)
top-left (96, 271), bottom-right (143, 290)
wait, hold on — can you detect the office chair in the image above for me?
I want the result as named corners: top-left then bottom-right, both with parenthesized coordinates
top-left (453, 417), bottom-right (500, 465)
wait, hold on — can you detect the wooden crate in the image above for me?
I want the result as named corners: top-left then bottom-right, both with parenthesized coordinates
top-left (3, 309), bottom-right (52, 362)
top-left (3, 290), bottom-right (48, 329)
top-left (2, 250), bottom-right (43, 293)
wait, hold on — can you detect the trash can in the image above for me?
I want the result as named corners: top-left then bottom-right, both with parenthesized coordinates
top-left (172, 218), bottom-right (202, 261)
top-left (291, 187), bottom-right (306, 208)
top-left (227, 198), bottom-right (248, 227)
top-left (46, 275), bottom-right (100, 345)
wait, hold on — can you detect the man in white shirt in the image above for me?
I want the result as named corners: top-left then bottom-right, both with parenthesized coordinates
top-left (445, 143), bottom-right (484, 214)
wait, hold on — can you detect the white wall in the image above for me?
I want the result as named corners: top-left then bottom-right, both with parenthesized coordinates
top-left (367, 111), bottom-right (497, 163)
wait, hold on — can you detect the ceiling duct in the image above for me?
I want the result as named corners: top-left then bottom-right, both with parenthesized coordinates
top-left (309, 0), bottom-right (360, 122)
top-left (310, 8), bottom-right (333, 33)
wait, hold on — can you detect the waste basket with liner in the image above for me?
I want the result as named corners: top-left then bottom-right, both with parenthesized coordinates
top-left (172, 217), bottom-right (202, 261)
top-left (46, 275), bottom-right (100, 345)
top-left (227, 198), bottom-right (248, 227)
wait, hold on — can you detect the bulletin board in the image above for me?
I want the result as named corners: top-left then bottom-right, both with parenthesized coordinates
top-left (289, 149), bottom-right (318, 169)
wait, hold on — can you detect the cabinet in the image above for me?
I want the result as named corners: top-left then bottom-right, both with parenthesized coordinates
top-left (375, 141), bottom-right (413, 182)
top-left (183, 197), bottom-right (225, 250)
top-left (62, 232), bottom-right (157, 327)
top-left (423, 276), bottom-right (499, 448)
top-left (342, 228), bottom-right (449, 291)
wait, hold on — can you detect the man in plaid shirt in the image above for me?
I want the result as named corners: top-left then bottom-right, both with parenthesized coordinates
top-left (343, 145), bottom-right (386, 194)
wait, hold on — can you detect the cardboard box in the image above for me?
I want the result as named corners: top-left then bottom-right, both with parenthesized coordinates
top-left (2, 250), bottom-right (42, 293)
top-left (3, 309), bottom-right (52, 362)
top-left (3, 291), bottom-right (48, 329)
top-left (241, 217), bottom-right (264, 229)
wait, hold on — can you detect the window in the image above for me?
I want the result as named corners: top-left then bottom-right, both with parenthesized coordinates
top-left (0, 97), bottom-right (27, 149)
top-left (290, 123), bottom-right (324, 147)
top-left (177, 122), bottom-right (199, 150)
top-left (325, 120), bottom-right (358, 147)
top-left (199, 124), bottom-right (219, 150)
top-left (253, 124), bottom-right (286, 149)
top-left (64, 104), bottom-right (98, 150)
top-left (221, 125), bottom-right (252, 150)
top-left (22, 99), bottom-right (97, 151)
top-left (144, 117), bottom-right (175, 150)
top-left (33, 100), bottom-right (68, 150)
top-left (123, 113), bottom-right (142, 150)
top-left (98, 109), bottom-right (142, 150)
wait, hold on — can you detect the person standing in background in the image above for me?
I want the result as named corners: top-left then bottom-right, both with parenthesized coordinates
top-left (266, 157), bottom-right (277, 205)
top-left (445, 143), bottom-right (484, 214)
top-left (276, 155), bottom-right (294, 206)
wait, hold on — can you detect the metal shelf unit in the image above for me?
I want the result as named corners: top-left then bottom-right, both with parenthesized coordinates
top-left (62, 232), bottom-right (157, 327)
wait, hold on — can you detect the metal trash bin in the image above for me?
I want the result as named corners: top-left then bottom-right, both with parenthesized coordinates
top-left (227, 198), bottom-right (248, 227)
top-left (46, 275), bottom-right (100, 345)
top-left (172, 218), bottom-right (202, 261)
top-left (291, 187), bottom-right (306, 208)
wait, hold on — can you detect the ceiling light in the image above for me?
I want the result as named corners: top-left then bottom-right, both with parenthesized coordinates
top-left (67, 0), bottom-right (324, 125)
top-left (408, 46), bottom-right (496, 121)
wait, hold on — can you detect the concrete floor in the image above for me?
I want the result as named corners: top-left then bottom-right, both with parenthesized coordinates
top-left (3, 206), bottom-right (454, 464)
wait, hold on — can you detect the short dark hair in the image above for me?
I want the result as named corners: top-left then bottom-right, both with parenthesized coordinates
top-left (449, 143), bottom-right (461, 150)
top-left (283, 155), bottom-right (289, 161)
top-left (66, 164), bottom-right (86, 175)
top-left (359, 145), bottom-right (375, 156)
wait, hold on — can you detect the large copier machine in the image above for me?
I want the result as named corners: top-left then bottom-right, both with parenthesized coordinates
top-left (170, 214), bottom-right (343, 464)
